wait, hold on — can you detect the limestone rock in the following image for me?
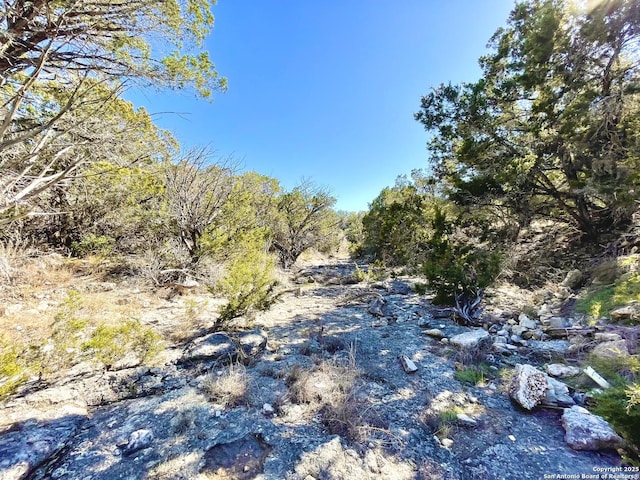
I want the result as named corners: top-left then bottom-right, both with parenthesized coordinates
top-left (181, 332), bottom-right (237, 363)
top-left (594, 332), bottom-right (622, 342)
top-left (561, 406), bottom-right (624, 451)
top-left (121, 428), bottom-right (154, 456)
top-left (518, 314), bottom-right (537, 330)
top-left (546, 364), bottom-right (581, 378)
top-left (509, 364), bottom-right (551, 410)
top-left (399, 354), bottom-right (418, 373)
top-left (423, 329), bottom-right (445, 339)
top-left (237, 329), bottom-right (268, 358)
top-left (591, 340), bottom-right (629, 359)
top-left (610, 305), bottom-right (639, 321)
top-left (544, 377), bottom-right (575, 407)
top-left (367, 297), bottom-right (386, 317)
top-left (450, 329), bottom-right (491, 349)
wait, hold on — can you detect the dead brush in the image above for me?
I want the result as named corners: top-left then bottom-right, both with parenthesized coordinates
top-left (201, 362), bottom-right (250, 408)
top-left (286, 346), bottom-right (384, 442)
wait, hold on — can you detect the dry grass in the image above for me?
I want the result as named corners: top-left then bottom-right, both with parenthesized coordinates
top-left (201, 363), bottom-right (250, 408)
top-left (286, 348), bottom-right (382, 442)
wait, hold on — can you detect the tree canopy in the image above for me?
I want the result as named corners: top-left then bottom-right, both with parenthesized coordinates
top-left (415, 0), bottom-right (640, 238)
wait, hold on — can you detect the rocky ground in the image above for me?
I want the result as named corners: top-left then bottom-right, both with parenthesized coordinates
top-left (0, 258), bottom-right (637, 480)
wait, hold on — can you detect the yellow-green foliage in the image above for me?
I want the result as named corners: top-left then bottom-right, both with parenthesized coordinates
top-left (70, 234), bottom-right (114, 258)
top-left (0, 336), bottom-right (29, 398)
top-left (82, 319), bottom-right (162, 368)
top-left (216, 247), bottom-right (278, 326)
top-left (353, 260), bottom-right (387, 283)
top-left (577, 273), bottom-right (640, 322)
top-left (82, 319), bottom-right (160, 367)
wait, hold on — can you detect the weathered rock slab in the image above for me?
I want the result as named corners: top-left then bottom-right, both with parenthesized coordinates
top-left (546, 364), bottom-right (581, 378)
top-left (0, 415), bottom-right (85, 480)
top-left (591, 340), bottom-right (629, 359)
top-left (561, 406), bottom-right (624, 451)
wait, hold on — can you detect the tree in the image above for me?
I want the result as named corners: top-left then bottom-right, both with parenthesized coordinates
top-left (163, 148), bottom-right (236, 263)
top-left (415, 0), bottom-right (640, 238)
top-left (272, 180), bottom-right (338, 269)
top-left (0, 0), bottom-right (225, 225)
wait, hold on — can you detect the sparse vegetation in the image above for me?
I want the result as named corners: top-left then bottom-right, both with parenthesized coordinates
top-left (577, 273), bottom-right (640, 323)
top-left (201, 363), bottom-right (250, 408)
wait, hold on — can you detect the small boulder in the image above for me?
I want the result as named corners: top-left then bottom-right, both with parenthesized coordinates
top-left (423, 329), bottom-right (445, 339)
top-left (546, 364), bottom-right (581, 378)
top-left (543, 377), bottom-right (575, 407)
top-left (518, 314), bottom-right (537, 330)
top-left (399, 355), bottom-right (418, 373)
top-left (594, 332), bottom-right (623, 342)
top-left (561, 406), bottom-right (624, 451)
top-left (561, 269), bottom-right (583, 289)
top-left (450, 329), bottom-right (491, 349)
top-left (591, 340), bottom-right (629, 359)
top-left (509, 364), bottom-right (550, 410)
top-left (121, 429), bottom-right (154, 456)
top-left (610, 305), bottom-right (639, 321)
top-left (181, 332), bottom-right (237, 363)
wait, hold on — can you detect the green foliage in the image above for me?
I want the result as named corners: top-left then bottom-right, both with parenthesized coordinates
top-left (423, 206), bottom-right (502, 304)
top-left (215, 248), bottom-right (278, 326)
top-left (576, 274), bottom-right (640, 322)
top-left (587, 355), bottom-right (640, 456)
top-left (352, 260), bottom-right (387, 283)
top-left (70, 235), bottom-right (115, 258)
top-left (0, 336), bottom-right (30, 399)
top-left (82, 319), bottom-right (162, 368)
top-left (415, 0), bottom-right (640, 238)
top-left (455, 364), bottom-right (491, 385)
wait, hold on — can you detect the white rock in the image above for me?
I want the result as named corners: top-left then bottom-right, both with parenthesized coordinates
top-left (509, 364), bottom-right (550, 410)
top-left (456, 413), bottom-right (477, 426)
top-left (423, 329), bottom-right (445, 339)
top-left (449, 329), bottom-right (490, 349)
top-left (546, 364), bottom-right (581, 378)
top-left (399, 355), bottom-right (418, 373)
top-left (518, 314), bottom-right (537, 330)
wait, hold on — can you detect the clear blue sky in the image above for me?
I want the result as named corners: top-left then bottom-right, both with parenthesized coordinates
top-left (128, 1), bottom-right (516, 212)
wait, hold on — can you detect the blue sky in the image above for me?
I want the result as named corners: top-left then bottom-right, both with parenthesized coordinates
top-left (128, 1), bottom-right (516, 212)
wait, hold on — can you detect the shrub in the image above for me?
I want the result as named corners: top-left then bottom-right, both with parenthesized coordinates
top-left (82, 319), bottom-right (162, 368)
top-left (0, 336), bottom-right (30, 398)
top-left (215, 249), bottom-right (278, 326)
top-left (423, 206), bottom-right (501, 305)
top-left (70, 234), bottom-right (114, 258)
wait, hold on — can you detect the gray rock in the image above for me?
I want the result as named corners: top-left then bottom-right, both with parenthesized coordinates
top-left (423, 329), bottom-right (445, 339)
top-left (237, 329), bottom-right (268, 358)
top-left (518, 314), bottom-right (537, 330)
top-left (511, 325), bottom-right (528, 337)
top-left (546, 364), bottom-right (581, 378)
top-left (544, 377), bottom-right (575, 407)
top-left (399, 355), bottom-right (418, 373)
top-left (509, 364), bottom-right (550, 410)
top-left (456, 413), bottom-right (477, 427)
top-left (0, 415), bottom-right (85, 480)
top-left (610, 305), bottom-right (639, 321)
top-left (121, 428), bottom-right (154, 456)
top-left (561, 406), bottom-right (624, 451)
top-left (201, 434), bottom-right (272, 479)
top-left (181, 332), bottom-right (237, 363)
top-left (450, 329), bottom-right (491, 349)
top-left (591, 340), bottom-right (629, 359)
top-left (594, 332), bottom-right (622, 342)
top-left (561, 269), bottom-right (582, 289)
top-left (548, 317), bottom-right (568, 329)
top-left (367, 297), bottom-right (386, 317)
top-left (528, 340), bottom-right (570, 355)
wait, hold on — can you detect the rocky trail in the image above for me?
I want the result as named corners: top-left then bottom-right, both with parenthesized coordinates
top-left (0, 260), bottom-right (632, 480)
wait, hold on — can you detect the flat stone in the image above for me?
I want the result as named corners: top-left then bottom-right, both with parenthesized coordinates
top-left (399, 354), bottom-right (418, 373)
top-left (591, 340), bottom-right (629, 359)
top-left (546, 364), bottom-right (581, 378)
top-left (610, 305), bottom-right (638, 321)
top-left (449, 329), bottom-right (491, 349)
top-left (236, 329), bottom-right (268, 358)
top-left (456, 413), bottom-right (477, 427)
top-left (511, 325), bottom-right (528, 337)
top-left (594, 332), bottom-right (622, 342)
top-left (548, 317), bottom-right (568, 329)
top-left (423, 329), bottom-right (445, 339)
top-left (561, 406), bottom-right (623, 451)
